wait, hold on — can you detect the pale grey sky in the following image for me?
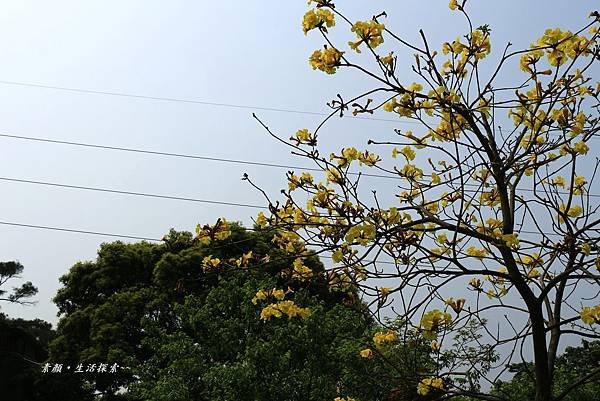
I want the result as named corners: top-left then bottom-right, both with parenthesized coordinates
top-left (0, 0), bottom-right (597, 327)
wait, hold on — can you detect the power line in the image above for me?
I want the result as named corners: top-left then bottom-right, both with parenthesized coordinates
top-left (0, 79), bottom-right (598, 145)
top-left (0, 79), bottom-right (411, 124)
top-left (0, 176), bottom-right (573, 239)
top-left (0, 176), bottom-right (267, 210)
top-left (0, 220), bottom-right (580, 269)
top-left (1, 132), bottom-right (599, 198)
top-left (0, 132), bottom-right (402, 180)
top-left (0, 221), bottom-right (161, 242)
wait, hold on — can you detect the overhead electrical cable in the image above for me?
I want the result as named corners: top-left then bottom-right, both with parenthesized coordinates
top-left (0, 79), bottom-right (413, 124)
top-left (0, 176), bottom-right (266, 209)
top-left (1, 132), bottom-right (598, 198)
top-left (0, 220), bottom-right (161, 242)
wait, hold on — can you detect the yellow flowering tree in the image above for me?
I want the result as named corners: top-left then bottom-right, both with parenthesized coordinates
top-left (245, 1), bottom-right (600, 400)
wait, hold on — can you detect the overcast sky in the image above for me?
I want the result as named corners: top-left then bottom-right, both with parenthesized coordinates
top-left (0, 0), bottom-right (597, 326)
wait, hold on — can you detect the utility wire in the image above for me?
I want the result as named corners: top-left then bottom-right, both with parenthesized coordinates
top-left (0, 80), bottom-right (411, 124)
top-left (0, 185), bottom-right (571, 239)
top-left (0, 176), bottom-right (266, 210)
top-left (1, 132), bottom-right (599, 198)
top-left (0, 132), bottom-right (342, 176)
top-left (0, 79), bottom-right (598, 145)
top-left (0, 221), bottom-right (161, 242)
top-left (0, 220), bottom-right (583, 268)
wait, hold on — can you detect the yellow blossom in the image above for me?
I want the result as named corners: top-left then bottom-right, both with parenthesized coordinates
top-left (292, 258), bottom-right (313, 280)
top-left (552, 176), bottom-right (566, 188)
top-left (380, 52), bottom-right (394, 68)
top-left (309, 47), bottom-right (344, 74)
top-left (417, 377), bottom-right (444, 395)
top-left (236, 251), bottom-right (253, 267)
top-left (302, 8), bottom-right (335, 35)
top-left (467, 246), bottom-right (489, 260)
top-left (580, 305), bottom-right (600, 325)
top-left (502, 233), bottom-right (520, 250)
top-left (558, 204), bottom-right (583, 222)
top-left (581, 242), bottom-right (591, 256)
top-left (359, 348), bottom-right (373, 359)
top-left (573, 141), bottom-right (589, 155)
top-left (255, 212), bottom-right (268, 228)
top-left (349, 20), bottom-right (385, 53)
top-left (405, 131), bottom-right (428, 149)
top-left (252, 289), bottom-right (268, 305)
top-left (397, 145), bottom-right (416, 161)
top-left (469, 278), bottom-right (482, 289)
top-left (408, 82), bottom-right (423, 92)
top-left (202, 255), bottom-right (221, 272)
top-left (445, 297), bottom-right (466, 314)
top-left (373, 330), bottom-right (397, 346)
top-left (399, 164), bottom-right (424, 180)
top-left (196, 218), bottom-right (231, 243)
top-left (420, 309), bottom-right (452, 332)
top-left (260, 300), bottom-right (311, 321)
top-left (293, 128), bottom-right (317, 146)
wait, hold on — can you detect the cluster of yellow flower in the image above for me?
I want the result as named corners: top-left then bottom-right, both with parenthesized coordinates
top-left (329, 147), bottom-right (381, 168)
top-left (445, 297), bottom-right (466, 314)
top-left (202, 255), bottom-right (221, 272)
top-left (466, 246), bottom-right (489, 260)
top-left (521, 27), bottom-right (595, 73)
top-left (417, 377), bottom-right (444, 395)
top-left (252, 288), bottom-right (286, 305)
top-left (373, 330), bottom-right (397, 347)
top-left (344, 223), bottom-right (376, 246)
top-left (481, 267), bottom-right (511, 299)
top-left (291, 128), bottom-right (317, 146)
top-left (234, 251), bottom-right (253, 268)
top-left (255, 211), bottom-right (269, 228)
top-left (428, 246), bottom-right (451, 262)
top-left (560, 141), bottom-right (590, 156)
top-left (405, 131), bottom-right (429, 149)
top-left (273, 230), bottom-right (306, 253)
top-left (330, 147), bottom-right (359, 168)
top-left (195, 218), bottom-right (231, 245)
top-left (349, 20), bottom-right (385, 53)
top-left (359, 348), bottom-right (373, 359)
top-left (519, 132), bottom-right (546, 149)
top-left (440, 28), bottom-right (490, 77)
top-left (327, 269), bottom-right (356, 292)
top-left (473, 219), bottom-right (520, 250)
top-left (260, 300), bottom-right (312, 321)
top-left (309, 47), bottom-right (344, 74)
top-left (380, 52), bottom-right (394, 69)
top-left (288, 171), bottom-right (314, 191)
top-left (580, 305), bottom-right (600, 325)
top-left (398, 163), bottom-right (424, 181)
top-left (469, 278), bottom-right (482, 290)
top-left (334, 397), bottom-right (356, 401)
top-left (420, 309), bottom-right (453, 340)
top-left (515, 253), bottom-right (544, 281)
top-left (302, 8), bottom-right (335, 35)
top-left (292, 258), bottom-right (313, 280)
top-left (383, 83), bottom-right (423, 117)
top-left (558, 204), bottom-right (583, 224)
top-left (392, 145), bottom-right (416, 161)
top-left (479, 188), bottom-right (501, 208)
